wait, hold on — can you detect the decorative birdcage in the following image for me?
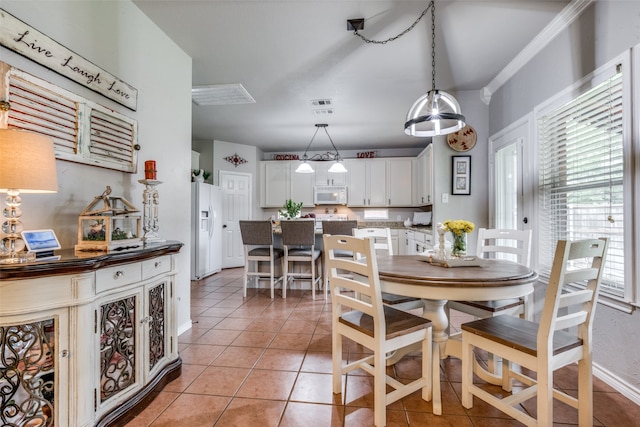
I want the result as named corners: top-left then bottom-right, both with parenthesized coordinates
top-left (75, 186), bottom-right (142, 252)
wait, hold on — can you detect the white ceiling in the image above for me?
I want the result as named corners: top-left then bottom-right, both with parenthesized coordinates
top-left (132, 0), bottom-right (570, 152)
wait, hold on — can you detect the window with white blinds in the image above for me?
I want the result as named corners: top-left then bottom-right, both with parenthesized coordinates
top-left (537, 66), bottom-right (625, 299)
top-left (2, 62), bottom-right (138, 173)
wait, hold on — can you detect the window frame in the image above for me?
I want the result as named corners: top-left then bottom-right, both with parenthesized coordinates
top-left (533, 50), bottom-right (636, 312)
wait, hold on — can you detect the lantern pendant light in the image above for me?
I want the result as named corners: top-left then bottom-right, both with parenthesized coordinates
top-left (404, 1), bottom-right (465, 137)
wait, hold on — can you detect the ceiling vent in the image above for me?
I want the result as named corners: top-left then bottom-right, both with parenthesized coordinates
top-left (313, 108), bottom-right (334, 115)
top-left (192, 84), bottom-right (255, 106)
top-left (311, 99), bottom-right (332, 106)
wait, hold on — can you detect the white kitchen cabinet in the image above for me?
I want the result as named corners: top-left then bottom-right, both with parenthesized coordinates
top-left (261, 161), bottom-right (314, 208)
top-left (261, 161), bottom-right (290, 207)
top-left (396, 229), bottom-right (407, 255)
top-left (314, 161), bottom-right (347, 186)
top-left (343, 159), bottom-right (386, 207)
top-left (387, 158), bottom-right (413, 206)
top-left (290, 163), bottom-right (315, 207)
top-left (0, 243), bottom-right (182, 427)
top-left (405, 229), bottom-right (433, 254)
top-left (415, 145), bottom-right (433, 205)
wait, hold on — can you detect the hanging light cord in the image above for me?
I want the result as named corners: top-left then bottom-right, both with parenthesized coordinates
top-left (430, 0), bottom-right (436, 92)
top-left (352, 2), bottom-right (433, 45)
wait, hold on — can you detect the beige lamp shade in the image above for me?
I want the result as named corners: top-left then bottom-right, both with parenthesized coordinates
top-left (0, 129), bottom-right (58, 193)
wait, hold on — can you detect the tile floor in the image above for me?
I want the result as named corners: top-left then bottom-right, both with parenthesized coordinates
top-left (125, 268), bottom-right (640, 426)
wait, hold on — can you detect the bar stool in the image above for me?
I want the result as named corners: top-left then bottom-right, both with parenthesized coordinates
top-left (239, 220), bottom-right (284, 299)
top-left (280, 219), bottom-right (322, 299)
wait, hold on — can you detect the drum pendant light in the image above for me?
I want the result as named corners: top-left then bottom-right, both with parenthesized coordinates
top-left (404, 1), bottom-right (465, 137)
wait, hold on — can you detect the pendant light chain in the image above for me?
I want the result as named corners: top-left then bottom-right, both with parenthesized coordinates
top-left (349, 0), bottom-right (465, 137)
top-left (352, 2), bottom-right (432, 45)
top-left (431, 0), bottom-right (436, 92)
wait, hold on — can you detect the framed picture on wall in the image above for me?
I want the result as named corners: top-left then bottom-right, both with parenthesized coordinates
top-left (452, 155), bottom-right (471, 195)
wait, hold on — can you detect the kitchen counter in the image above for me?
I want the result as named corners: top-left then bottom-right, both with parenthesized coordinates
top-left (358, 221), bottom-right (432, 233)
top-left (271, 220), bottom-right (432, 234)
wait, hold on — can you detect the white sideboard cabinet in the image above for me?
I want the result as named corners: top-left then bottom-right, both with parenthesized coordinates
top-left (0, 242), bottom-right (183, 427)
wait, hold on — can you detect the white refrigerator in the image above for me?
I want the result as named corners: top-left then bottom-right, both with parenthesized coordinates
top-left (190, 182), bottom-right (223, 280)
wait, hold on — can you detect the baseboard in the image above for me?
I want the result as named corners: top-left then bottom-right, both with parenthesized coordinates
top-left (177, 319), bottom-right (192, 336)
top-left (593, 362), bottom-right (640, 405)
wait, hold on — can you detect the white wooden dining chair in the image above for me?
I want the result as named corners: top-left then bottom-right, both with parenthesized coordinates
top-left (448, 228), bottom-right (533, 320)
top-left (321, 220), bottom-right (358, 300)
top-left (461, 237), bottom-right (608, 426)
top-left (239, 220), bottom-right (284, 299)
top-left (280, 219), bottom-right (323, 299)
top-left (353, 227), bottom-right (423, 311)
top-left (323, 233), bottom-right (437, 427)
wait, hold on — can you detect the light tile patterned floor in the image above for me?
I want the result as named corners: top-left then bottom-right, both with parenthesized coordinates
top-left (125, 268), bottom-right (640, 426)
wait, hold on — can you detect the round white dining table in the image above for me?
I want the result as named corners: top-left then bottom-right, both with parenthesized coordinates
top-left (374, 255), bottom-right (538, 415)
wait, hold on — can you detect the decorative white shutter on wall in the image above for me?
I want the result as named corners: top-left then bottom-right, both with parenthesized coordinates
top-left (2, 62), bottom-right (138, 173)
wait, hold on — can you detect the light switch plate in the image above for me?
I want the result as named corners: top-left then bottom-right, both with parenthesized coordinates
top-left (442, 193), bottom-right (449, 203)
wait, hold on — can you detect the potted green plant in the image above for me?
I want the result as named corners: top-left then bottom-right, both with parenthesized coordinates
top-left (279, 199), bottom-right (303, 220)
top-left (192, 169), bottom-right (211, 182)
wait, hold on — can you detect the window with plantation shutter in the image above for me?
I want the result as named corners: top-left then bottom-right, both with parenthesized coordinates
top-left (1, 62), bottom-right (138, 173)
top-left (537, 59), bottom-right (627, 302)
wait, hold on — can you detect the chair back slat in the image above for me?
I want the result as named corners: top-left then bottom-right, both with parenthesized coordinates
top-left (564, 268), bottom-right (601, 284)
top-left (322, 220), bottom-right (358, 236)
top-left (554, 311), bottom-right (589, 331)
top-left (324, 234), bottom-right (384, 330)
top-left (281, 219), bottom-right (316, 246)
top-left (558, 289), bottom-right (593, 308)
top-left (476, 228), bottom-right (532, 267)
top-left (239, 220), bottom-right (274, 246)
top-left (538, 238), bottom-right (608, 352)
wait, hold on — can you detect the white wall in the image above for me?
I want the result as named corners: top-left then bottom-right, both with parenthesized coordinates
top-left (431, 90), bottom-right (490, 252)
top-left (1, 1), bottom-right (194, 333)
top-left (489, 1), bottom-right (640, 397)
top-left (213, 140), bottom-right (263, 219)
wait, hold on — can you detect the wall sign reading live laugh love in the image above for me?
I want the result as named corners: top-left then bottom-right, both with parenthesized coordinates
top-left (0, 9), bottom-right (138, 111)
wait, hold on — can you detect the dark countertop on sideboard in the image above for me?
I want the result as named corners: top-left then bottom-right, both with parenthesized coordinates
top-left (0, 240), bottom-right (184, 280)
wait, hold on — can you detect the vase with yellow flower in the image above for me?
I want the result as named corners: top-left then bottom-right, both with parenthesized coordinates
top-left (443, 219), bottom-right (475, 257)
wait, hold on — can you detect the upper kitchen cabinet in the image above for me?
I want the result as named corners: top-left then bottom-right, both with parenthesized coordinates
top-left (387, 158), bottom-right (413, 206)
top-left (345, 158), bottom-right (413, 207)
top-left (345, 159), bottom-right (385, 207)
top-left (260, 161), bottom-right (314, 208)
top-left (414, 145), bottom-right (433, 205)
top-left (314, 162), bottom-right (347, 186)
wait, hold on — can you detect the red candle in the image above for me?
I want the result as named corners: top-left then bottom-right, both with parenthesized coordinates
top-left (144, 160), bottom-right (157, 179)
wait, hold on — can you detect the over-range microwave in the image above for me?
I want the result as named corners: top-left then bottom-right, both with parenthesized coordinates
top-left (314, 186), bottom-right (348, 205)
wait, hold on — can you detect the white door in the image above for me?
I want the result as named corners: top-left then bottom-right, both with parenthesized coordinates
top-left (220, 171), bottom-right (251, 268)
top-left (489, 116), bottom-right (533, 248)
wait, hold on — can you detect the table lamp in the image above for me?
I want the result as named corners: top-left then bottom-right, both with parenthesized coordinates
top-left (0, 129), bottom-right (58, 264)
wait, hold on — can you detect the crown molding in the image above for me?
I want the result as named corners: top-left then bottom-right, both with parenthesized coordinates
top-left (481, 0), bottom-right (594, 105)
